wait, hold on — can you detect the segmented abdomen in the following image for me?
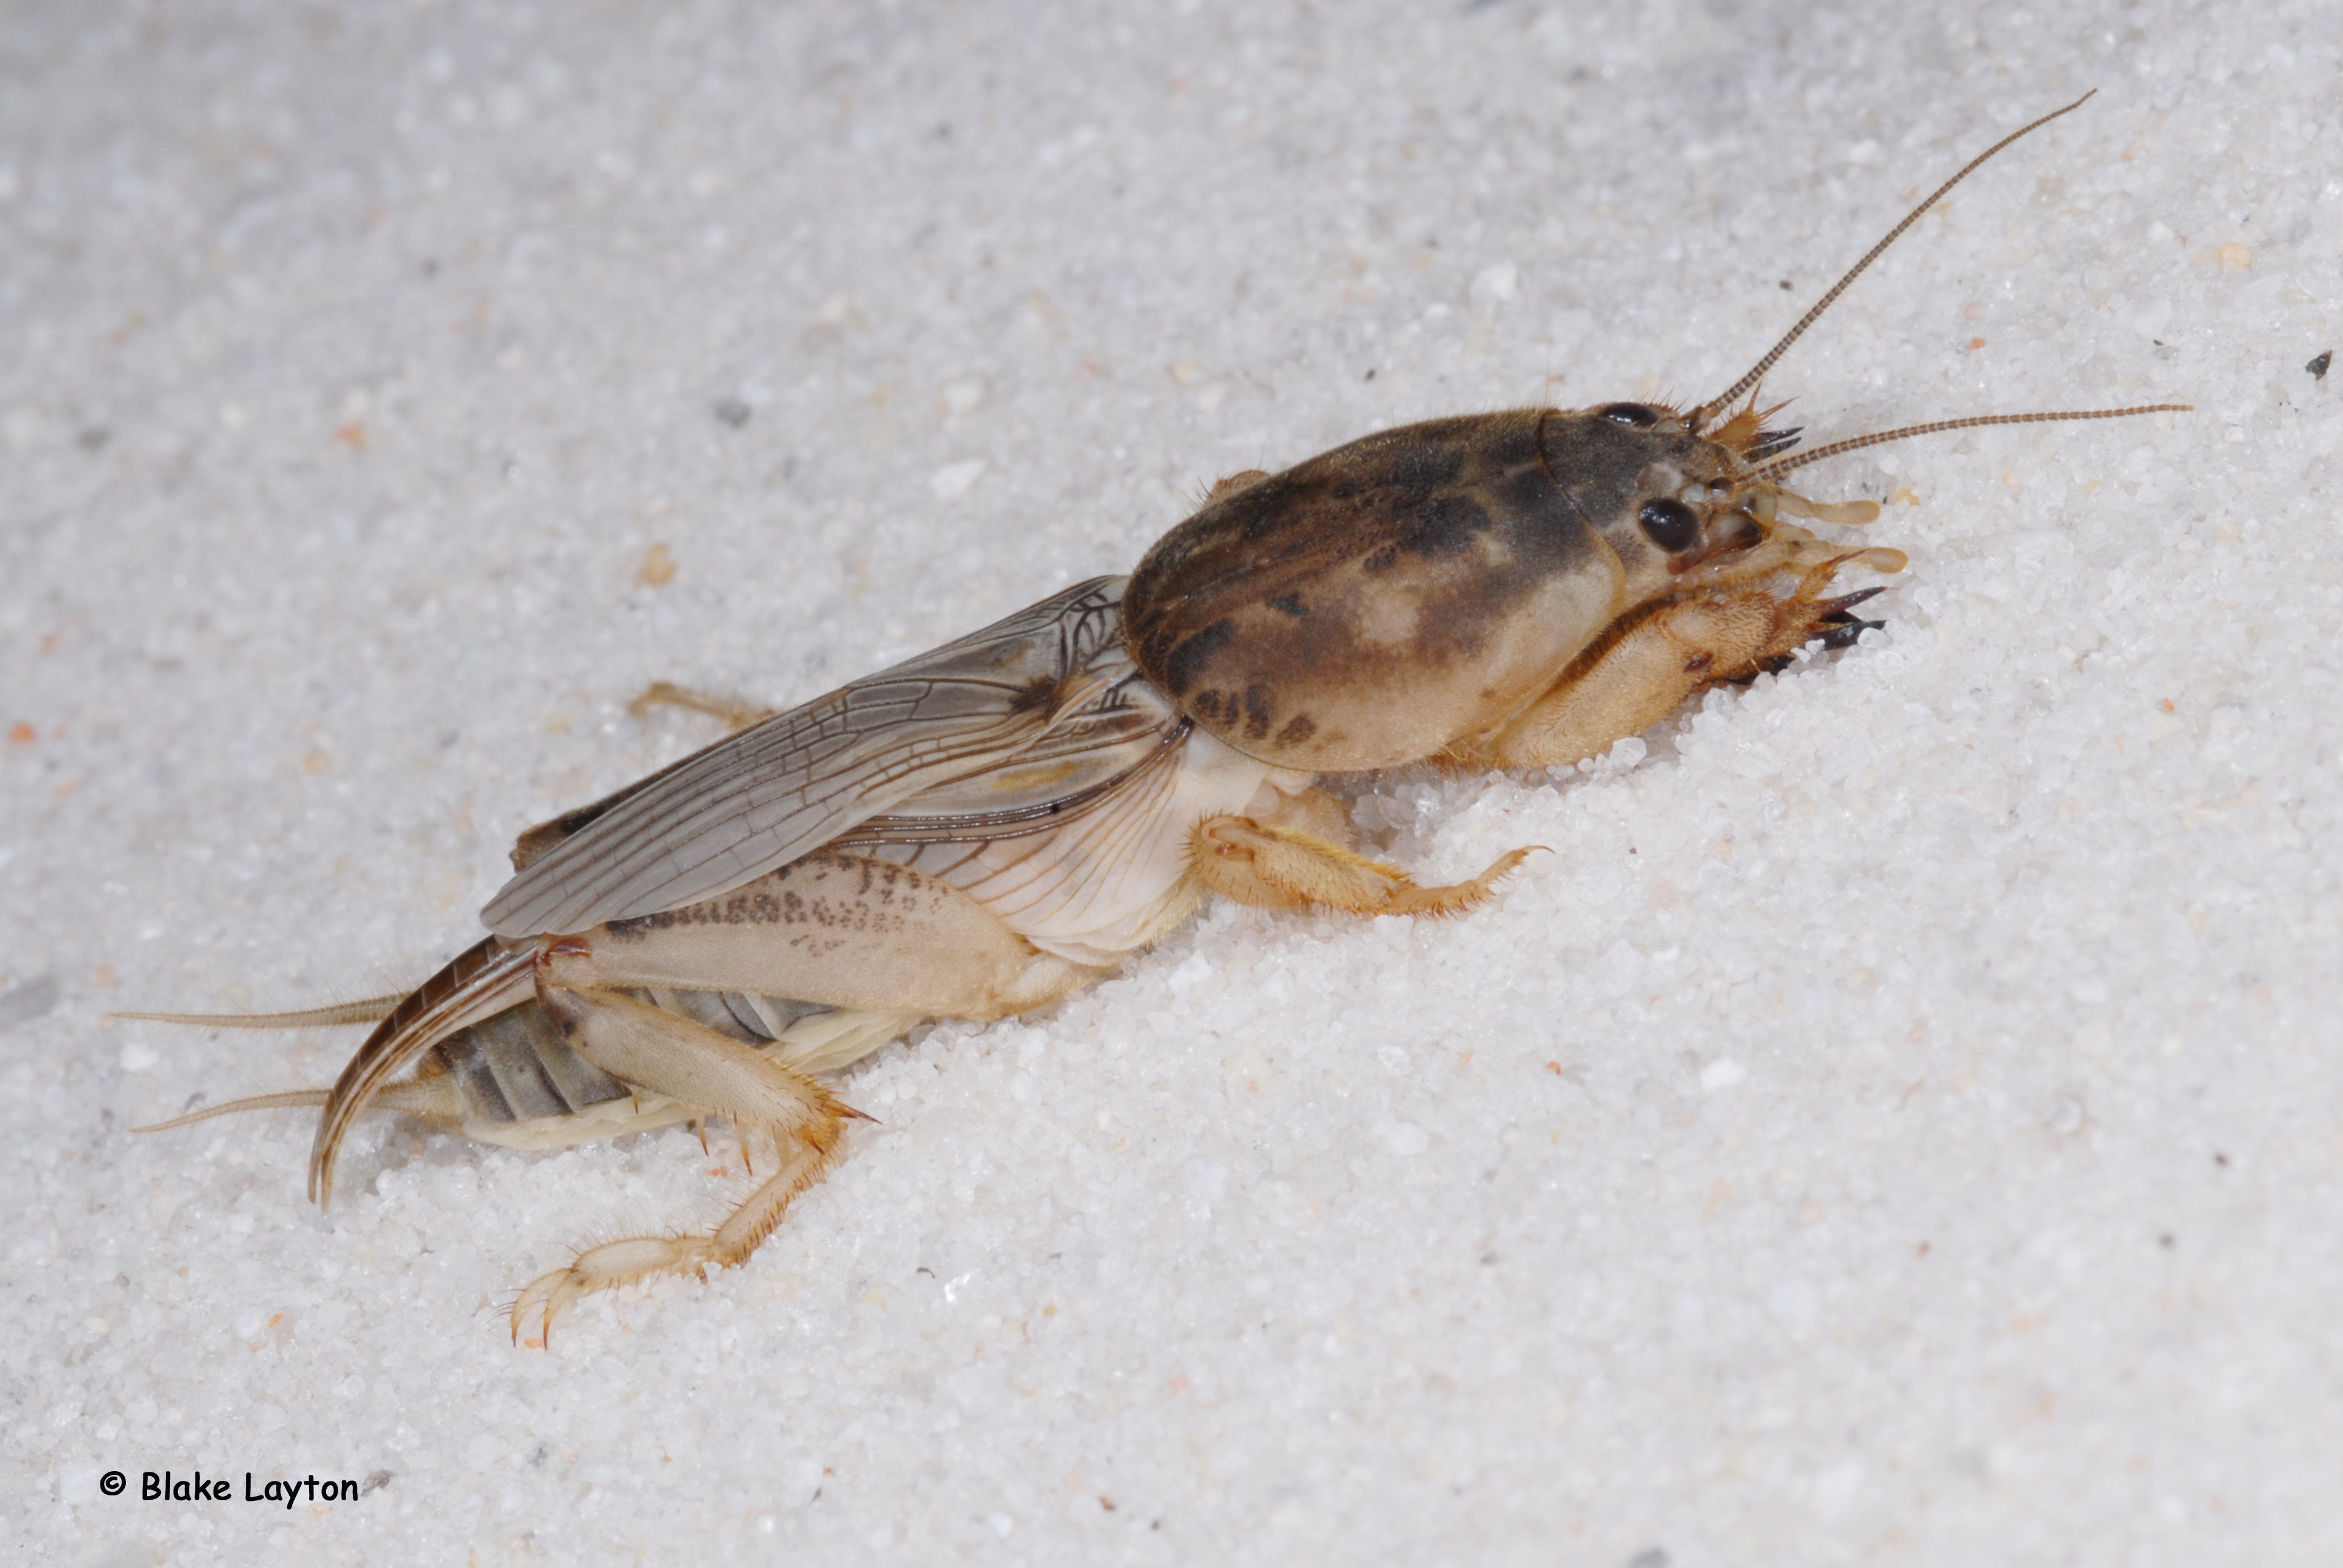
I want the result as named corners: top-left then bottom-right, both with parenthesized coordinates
top-left (431, 989), bottom-right (835, 1129)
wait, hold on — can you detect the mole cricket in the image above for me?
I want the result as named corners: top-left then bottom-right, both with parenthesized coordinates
top-left (129, 93), bottom-right (2184, 1341)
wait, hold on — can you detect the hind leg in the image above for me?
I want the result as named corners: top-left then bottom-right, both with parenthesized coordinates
top-left (509, 961), bottom-right (858, 1344)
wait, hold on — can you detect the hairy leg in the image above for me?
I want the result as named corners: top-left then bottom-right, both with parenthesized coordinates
top-left (1478, 557), bottom-right (1887, 770)
top-left (1188, 814), bottom-right (1535, 918)
top-left (510, 965), bottom-right (860, 1342)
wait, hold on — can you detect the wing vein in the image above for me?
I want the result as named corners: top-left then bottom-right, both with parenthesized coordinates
top-left (480, 578), bottom-right (1149, 936)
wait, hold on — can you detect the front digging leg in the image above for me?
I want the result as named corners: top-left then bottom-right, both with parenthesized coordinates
top-left (1476, 556), bottom-right (1892, 771)
top-left (510, 944), bottom-right (860, 1343)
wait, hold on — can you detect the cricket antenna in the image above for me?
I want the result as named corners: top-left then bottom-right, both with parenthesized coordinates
top-left (1749, 403), bottom-right (2189, 482)
top-left (1688, 90), bottom-right (2097, 435)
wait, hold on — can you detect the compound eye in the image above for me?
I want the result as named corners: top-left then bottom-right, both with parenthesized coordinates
top-left (1637, 497), bottom-right (1700, 553)
top-left (1599, 402), bottom-right (1661, 428)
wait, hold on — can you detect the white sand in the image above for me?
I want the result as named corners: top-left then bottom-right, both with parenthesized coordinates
top-left (8, 2), bottom-right (2340, 1562)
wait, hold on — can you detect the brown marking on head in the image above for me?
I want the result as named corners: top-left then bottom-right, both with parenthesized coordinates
top-left (1158, 616), bottom-right (1236, 698)
top-left (1243, 685), bottom-right (1273, 740)
top-left (1126, 408), bottom-right (1743, 769)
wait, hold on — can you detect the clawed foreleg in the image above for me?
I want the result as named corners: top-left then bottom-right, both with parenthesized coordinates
top-left (1477, 552), bottom-right (1899, 769)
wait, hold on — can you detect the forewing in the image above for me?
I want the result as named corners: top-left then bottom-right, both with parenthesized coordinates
top-left (481, 577), bottom-right (1130, 938)
top-left (836, 641), bottom-right (1187, 844)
